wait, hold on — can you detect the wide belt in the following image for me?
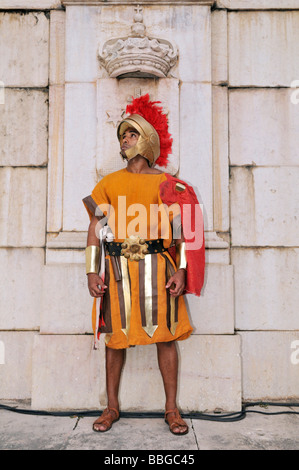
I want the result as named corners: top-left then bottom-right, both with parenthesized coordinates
top-left (105, 237), bottom-right (166, 260)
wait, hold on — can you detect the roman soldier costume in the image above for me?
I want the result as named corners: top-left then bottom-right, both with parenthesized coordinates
top-left (83, 94), bottom-right (205, 349)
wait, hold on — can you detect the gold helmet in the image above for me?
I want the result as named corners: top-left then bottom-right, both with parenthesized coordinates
top-left (117, 94), bottom-right (172, 168)
top-left (117, 114), bottom-right (160, 166)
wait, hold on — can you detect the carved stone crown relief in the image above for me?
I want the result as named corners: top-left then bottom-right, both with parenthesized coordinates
top-left (98, 5), bottom-right (178, 79)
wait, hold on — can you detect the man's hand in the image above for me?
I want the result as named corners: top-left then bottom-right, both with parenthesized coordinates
top-left (87, 273), bottom-right (107, 298)
top-left (165, 269), bottom-right (186, 298)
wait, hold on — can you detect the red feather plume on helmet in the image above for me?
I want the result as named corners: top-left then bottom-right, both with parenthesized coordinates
top-left (125, 94), bottom-right (173, 168)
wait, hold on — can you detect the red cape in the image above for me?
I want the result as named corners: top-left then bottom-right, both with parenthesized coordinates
top-left (159, 173), bottom-right (205, 297)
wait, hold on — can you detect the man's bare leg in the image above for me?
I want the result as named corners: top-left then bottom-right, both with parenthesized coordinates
top-left (156, 341), bottom-right (188, 434)
top-left (93, 346), bottom-right (125, 431)
top-left (106, 346), bottom-right (125, 409)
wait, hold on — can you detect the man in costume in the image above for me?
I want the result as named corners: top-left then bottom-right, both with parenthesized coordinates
top-left (83, 94), bottom-right (205, 435)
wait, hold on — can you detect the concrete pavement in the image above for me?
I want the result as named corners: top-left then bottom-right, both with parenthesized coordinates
top-left (0, 401), bottom-right (298, 451)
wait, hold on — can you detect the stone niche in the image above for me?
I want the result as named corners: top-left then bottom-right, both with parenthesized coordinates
top-left (38, 0), bottom-right (241, 412)
top-left (47, 1), bottom-right (226, 253)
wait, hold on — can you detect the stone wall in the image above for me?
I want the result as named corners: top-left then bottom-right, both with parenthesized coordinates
top-left (0, 0), bottom-right (298, 411)
top-left (225, 6), bottom-right (299, 401)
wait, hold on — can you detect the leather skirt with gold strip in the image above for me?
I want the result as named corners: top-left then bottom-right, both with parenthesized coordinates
top-left (92, 248), bottom-right (193, 349)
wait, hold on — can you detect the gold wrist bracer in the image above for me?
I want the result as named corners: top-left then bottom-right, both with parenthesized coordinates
top-left (85, 245), bottom-right (100, 274)
top-left (176, 241), bottom-right (187, 270)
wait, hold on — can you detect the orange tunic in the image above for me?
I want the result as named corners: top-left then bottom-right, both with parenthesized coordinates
top-left (83, 169), bottom-right (193, 349)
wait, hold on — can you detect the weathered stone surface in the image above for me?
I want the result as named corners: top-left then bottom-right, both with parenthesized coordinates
top-left (228, 11), bottom-right (299, 86)
top-left (229, 89), bottom-right (299, 167)
top-left (217, 0), bottom-right (299, 8)
top-left (0, 12), bottom-right (49, 87)
top-left (230, 167), bottom-right (299, 247)
top-left (65, 5), bottom-right (101, 83)
top-left (0, 0), bottom-right (61, 8)
top-left (186, 264), bottom-right (234, 335)
top-left (40, 263), bottom-right (92, 334)
top-left (0, 88), bottom-right (48, 167)
top-left (45, 233), bottom-right (86, 265)
top-left (0, 249), bottom-right (44, 330)
top-left (46, 249), bottom-right (85, 265)
top-left (47, 85), bottom-right (64, 233)
top-left (144, 5), bottom-right (211, 83)
top-left (100, 335), bottom-right (242, 412)
top-left (211, 9), bottom-right (227, 85)
top-left (240, 331), bottom-right (299, 401)
top-left (63, 83), bottom-right (97, 232)
top-left (206, 248), bottom-right (230, 265)
top-left (179, 82), bottom-right (213, 231)
top-left (0, 168), bottom-right (47, 247)
top-left (212, 85), bottom-right (229, 232)
top-left (47, 12), bottom-right (65, 236)
top-left (49, 10), bottom-right (65, 86)
top-left (0, 332), bottom-right (38, 399)
top-left (232, 248), bottom-right (299, 331)
top-left (31, 335), bottom-right (101, 410)
top-left (46, 232), bottom-right (86, 249)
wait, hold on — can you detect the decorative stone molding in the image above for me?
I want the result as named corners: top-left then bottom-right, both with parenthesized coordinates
top-left (98, 6), bottom-right (178, 78)
top-left (63, 1), bottom-right (214, 4)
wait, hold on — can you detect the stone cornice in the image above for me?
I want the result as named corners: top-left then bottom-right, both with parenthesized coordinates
top-left (62, 0), bottom-right (215, 6)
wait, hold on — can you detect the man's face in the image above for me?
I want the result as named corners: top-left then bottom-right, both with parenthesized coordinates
top-left (120, 128), bottom-right (140, 154)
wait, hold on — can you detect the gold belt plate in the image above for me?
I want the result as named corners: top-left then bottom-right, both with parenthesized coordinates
top-left (120, 235), bottom-right (149, 261)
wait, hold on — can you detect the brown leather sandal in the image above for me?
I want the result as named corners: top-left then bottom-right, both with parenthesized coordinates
top-left (92, 407), bottom-right (120, 433)
top-left (165, 408), bottom-right (189, 436)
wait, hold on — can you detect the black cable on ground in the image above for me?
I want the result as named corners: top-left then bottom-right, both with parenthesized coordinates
top-left (0, 401), bottom-right (299, 422)
top-left (244, 401), bottom-right (299, 417)
top-left (0, 403), bottom-right (245, 422)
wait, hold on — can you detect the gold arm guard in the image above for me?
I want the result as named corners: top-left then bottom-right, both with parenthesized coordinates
top-left (85, 245), bottom-right (100, 275)
top-left (176, 241), bottom-right (187, 270)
